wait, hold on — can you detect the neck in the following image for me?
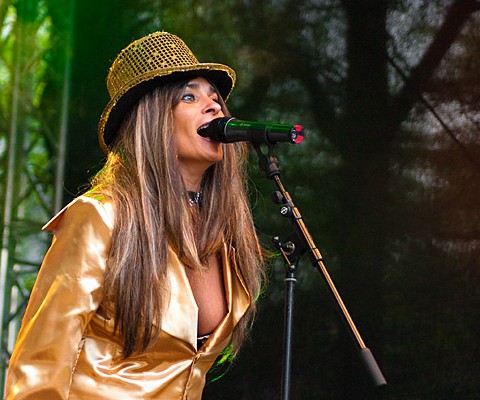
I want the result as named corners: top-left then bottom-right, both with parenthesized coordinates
top-left (179, 165), bottom-right (207, 192)
top-left (179, 162), bottom-right (211, 192)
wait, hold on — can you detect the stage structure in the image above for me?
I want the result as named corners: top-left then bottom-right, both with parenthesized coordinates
top-left (0, 0), bottom-right (72, 392)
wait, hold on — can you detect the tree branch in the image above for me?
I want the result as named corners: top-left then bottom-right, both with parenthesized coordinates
top-left (390, 0), bottom-right (480, 127)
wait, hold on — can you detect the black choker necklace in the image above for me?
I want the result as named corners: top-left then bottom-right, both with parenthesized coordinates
top-left (187, 191), bottom-right (202, 206)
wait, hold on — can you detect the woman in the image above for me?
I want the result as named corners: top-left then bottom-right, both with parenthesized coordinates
top-left (6, 31), bottom-right (265, 400)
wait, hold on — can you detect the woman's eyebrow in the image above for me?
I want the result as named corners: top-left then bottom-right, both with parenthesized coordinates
top-left (186, 82), bottom-right (217, 94)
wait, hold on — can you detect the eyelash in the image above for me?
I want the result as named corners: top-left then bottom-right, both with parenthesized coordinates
top-left (181, 93), bottom-right (220, 103)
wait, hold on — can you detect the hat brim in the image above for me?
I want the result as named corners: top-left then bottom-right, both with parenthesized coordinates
top-left (98, 64), bottom-right (235, 154)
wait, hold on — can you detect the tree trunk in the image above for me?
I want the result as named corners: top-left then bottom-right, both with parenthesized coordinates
top-left (335, 1), bottom-right (390, 397)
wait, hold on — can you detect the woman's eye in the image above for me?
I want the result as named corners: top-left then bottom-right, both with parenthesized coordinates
top-left (181, 93), bottom-right (195, 102)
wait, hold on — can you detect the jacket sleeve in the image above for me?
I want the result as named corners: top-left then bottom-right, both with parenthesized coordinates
top-left (5, 196), bottom-right (114, 400)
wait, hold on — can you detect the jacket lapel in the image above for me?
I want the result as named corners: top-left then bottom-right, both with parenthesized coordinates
top-left (161, 248), bottom-right (199, 349)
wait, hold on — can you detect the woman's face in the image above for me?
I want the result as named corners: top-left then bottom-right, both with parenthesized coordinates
top-left (173, 77), bottom-right (225, 189)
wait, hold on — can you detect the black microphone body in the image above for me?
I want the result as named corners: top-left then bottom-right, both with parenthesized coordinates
top-left (197, 117), bottom-right (304, 145)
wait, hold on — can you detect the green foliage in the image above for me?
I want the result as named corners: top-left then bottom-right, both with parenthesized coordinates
top-left (0, 0), bottom-right (72, 390)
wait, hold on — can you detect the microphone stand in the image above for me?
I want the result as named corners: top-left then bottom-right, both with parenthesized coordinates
top-left (251, 143), bottom-right (387, 400)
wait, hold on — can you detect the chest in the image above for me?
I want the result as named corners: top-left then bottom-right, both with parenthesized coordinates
top-left (185, 253), bottom-right (228, 336)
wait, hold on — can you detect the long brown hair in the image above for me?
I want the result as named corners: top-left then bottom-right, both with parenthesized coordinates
top-left (90, 78), bottom-right (264, 358)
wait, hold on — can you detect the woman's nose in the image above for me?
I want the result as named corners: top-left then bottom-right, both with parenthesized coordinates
top-left (204, 97), bottom-right (222, 115)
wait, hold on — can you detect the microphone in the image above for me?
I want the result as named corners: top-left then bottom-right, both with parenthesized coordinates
top-left (197, 117), bottom-right (304, 145)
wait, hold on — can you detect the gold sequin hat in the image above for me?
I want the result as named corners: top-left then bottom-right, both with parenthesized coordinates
top-left (98, 31), bottom-right (236, 153)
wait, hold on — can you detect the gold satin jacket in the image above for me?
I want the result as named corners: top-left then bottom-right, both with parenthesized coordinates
top-left (6, 196), bottom-right (250, 400)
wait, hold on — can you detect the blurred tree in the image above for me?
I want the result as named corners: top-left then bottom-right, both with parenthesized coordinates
top-left (63, 0), bottom-right (137, 198)
top-left (201, 1), bottom-right (480, 399)
top-left (0, 0), bottom-right (74, 391)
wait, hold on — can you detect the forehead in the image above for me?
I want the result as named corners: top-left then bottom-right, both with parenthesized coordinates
top-left (185, 77), bottom-right (217, 94)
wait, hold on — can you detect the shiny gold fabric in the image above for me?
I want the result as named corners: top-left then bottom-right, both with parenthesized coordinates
top-left (6, 196), bottom-right (250, 400)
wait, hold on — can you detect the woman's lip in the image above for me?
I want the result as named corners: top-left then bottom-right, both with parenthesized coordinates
top-left (198, 134), bottom-right (222, 146)
top-left (202, 136), bottom-right (218, 143)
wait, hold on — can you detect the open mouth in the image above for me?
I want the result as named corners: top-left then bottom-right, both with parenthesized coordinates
top-left (197, 121), bottom-right (212, 134)
top-left (197, 121), bottom-right (221, 143)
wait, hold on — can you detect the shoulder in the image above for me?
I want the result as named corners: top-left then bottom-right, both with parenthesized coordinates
top-left (42, 193), bottom-right (115, 233)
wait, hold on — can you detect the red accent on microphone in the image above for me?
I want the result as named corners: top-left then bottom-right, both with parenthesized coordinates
top-left (294, 125), bottom-right (304, 144)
